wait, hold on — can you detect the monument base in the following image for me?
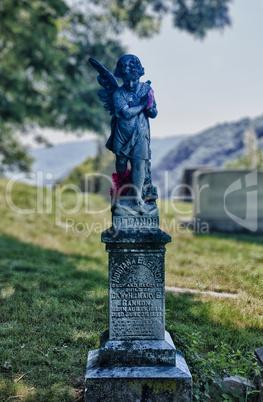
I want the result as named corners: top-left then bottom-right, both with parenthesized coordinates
top-left (99, 330), bottom-right (176, 367)
top-left (85, 349), bottom-right (192, 402)
top-left (85, 227), bottom-right (192, 400)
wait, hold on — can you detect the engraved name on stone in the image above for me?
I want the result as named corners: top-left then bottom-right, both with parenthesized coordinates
top-left (113, 216), bottom-right (159, 229)
top-left (110, 255), bottom-right (164, 338)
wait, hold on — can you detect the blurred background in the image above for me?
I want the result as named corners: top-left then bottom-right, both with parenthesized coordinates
top-left (1, 0), bottom-right (262, 191)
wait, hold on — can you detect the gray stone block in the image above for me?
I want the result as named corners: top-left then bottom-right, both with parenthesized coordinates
top-left (85, 227), bottom-right (192, 401)
top-left (101, 227), bottom-right (171, 245)
top-left (212, 375), bottom-right (257, 397)
top-left (222, 375), bottom-right (256, 392)
top-left (85, 349), bottom-right (192, 402)
top-left (99, 330), bottom-right (176, 367)
top-left (259, 379), bottom-right (263, 402)
top-left (193, 169), bottom-right (263, 234)
top-left (102, 228), bottom-right (171, 341)
top-left (255, 347), bottom-right (263, 366)
top-left (255, 348), bottom-right (263, 401)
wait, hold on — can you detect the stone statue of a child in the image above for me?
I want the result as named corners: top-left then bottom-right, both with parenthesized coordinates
top-left (89, 55), bottom-right (157, 207)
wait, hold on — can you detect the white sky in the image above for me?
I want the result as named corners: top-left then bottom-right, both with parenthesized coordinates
top-left (28, 0), bottom-right (263, 146)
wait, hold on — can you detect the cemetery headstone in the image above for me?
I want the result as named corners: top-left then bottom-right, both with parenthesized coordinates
top-left (85, 55), bottom-right (192, 401)
top-left (192, 169), bottom-right (263, 234)
top-left (179, 166), bottom-right (212, 202)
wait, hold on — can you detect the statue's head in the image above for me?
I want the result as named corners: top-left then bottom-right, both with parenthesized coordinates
top-left (114, 55), bottom-right (145, 80)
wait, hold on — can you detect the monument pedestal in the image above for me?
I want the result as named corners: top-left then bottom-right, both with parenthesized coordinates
top-left (85, 349), bottom-right (192, 401)
top-left (85, 227), bottom-right (192, 401)
top-left (99, 329), bottom-right (176, 367)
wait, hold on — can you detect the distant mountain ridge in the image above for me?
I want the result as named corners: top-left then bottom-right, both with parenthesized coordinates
top-left (29, 136), bottom-right (185, 186)
top-left (28, 114), bottom-right (263, 190)
top-left (152, 115), bottom-right (263, 196)
top-left (29, 140), bottom-right (97, 186)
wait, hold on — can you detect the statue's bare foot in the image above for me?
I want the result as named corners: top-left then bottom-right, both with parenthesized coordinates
top-left (134, 197), bottom-right (146, 214)
top-left (135, 196), bottom-right (144, 206)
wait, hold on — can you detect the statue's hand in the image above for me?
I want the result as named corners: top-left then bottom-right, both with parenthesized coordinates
top-left (146, 89), bottom-right (154, 110)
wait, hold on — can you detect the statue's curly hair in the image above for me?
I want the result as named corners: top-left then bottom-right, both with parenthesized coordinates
top-left (114, 55), bottom-right (145, 79)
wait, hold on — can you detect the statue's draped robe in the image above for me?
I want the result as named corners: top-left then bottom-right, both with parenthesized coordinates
top-left (106, 82), bottom-right (157, 160)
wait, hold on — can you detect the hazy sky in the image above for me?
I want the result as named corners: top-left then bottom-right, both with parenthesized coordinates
top-left (123, 0), bottom-right (263, 138)
top-left (32, 0), bottom-right (263, 145)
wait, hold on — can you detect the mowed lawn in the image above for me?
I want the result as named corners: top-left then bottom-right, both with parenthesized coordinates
top-left (0, 178), bottom-right (262, 401)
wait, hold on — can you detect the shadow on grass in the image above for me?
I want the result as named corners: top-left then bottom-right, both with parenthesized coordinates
top-left (1, 234), bottom-right (262, 401)
top-left (0, 233), bottom-right (107, 289)
top-left (0, 234), bottom-right (108, 401)
top-left (166, 292), bottom-right (262, 399)
top-left (166, 292), bottom-right (263, 348)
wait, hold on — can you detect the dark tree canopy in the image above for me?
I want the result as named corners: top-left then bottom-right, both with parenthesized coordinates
top-left (104, 0), bottom-right (232, 38)
top-left (0, 0), bottom-right (232, 171)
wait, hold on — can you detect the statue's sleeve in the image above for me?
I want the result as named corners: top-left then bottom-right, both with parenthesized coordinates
top-left (146, 98), bottom-right (158, 119)
top-left (113, 89), bottom-right (127, 118)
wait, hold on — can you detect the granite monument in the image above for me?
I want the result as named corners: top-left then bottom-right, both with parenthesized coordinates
top-left (85, 55), bottom-right (192, 401)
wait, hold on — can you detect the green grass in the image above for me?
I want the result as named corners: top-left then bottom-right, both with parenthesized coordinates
top-left (0, 178), bottom-right (262, 400)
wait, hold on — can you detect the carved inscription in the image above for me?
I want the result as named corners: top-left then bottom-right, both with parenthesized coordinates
top-left (113, 216), bottom-right (159, 229)
top-left (109, 254), bottom-right (165, 340)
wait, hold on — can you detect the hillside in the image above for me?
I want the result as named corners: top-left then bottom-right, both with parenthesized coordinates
top-left (152, 115), bottom-right (263, 196)
top-left (27, 136), bottom-right (185, 187)
top-left (29, 139), bottom-right (97, 186)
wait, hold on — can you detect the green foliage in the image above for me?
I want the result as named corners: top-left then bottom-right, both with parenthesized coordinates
top-left (171, 0), bottom-right (232, 38)
top-left (169, 326), bottom-right (260, 400)
top-left (61, 151), bottom-right (115, 199)
top-left (166, 285), bottom-right (262, 399)
top-left (225, 150), bottom-right (263, 169)
top-left (106, 0), bottom-right (232, 39)
top-left (0, 0), bottom-right (232, 171)
top-left (225, 124), bottom-right (263, 170)
top-left (0, 124), bottom-right (32, 172)
top-left (0, 0), bottom-right (124, 170)
top-left (0, 0), bottom-right (124, 132)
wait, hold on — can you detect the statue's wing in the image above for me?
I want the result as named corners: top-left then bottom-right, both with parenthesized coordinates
top-left (89, 57), bottom-right (119, 116)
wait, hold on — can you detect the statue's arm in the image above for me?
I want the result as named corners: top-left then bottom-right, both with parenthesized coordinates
top-left (113, 87), bottom-right (148, 119)
top-left (121, 103), bottom-right (146, 119)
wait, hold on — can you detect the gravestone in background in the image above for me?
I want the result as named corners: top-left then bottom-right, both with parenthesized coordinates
top-left (179, 166), bottom-right (212, 202)
top-left (193, 169), bottom-right (263, 234)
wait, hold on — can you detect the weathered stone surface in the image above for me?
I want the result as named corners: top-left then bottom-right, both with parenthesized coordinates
top-left (255, 348), bottom-right (263, 402)
top-left (85, 226), bottom-right (192, 401)
top-left (85, 349), bottom-right (192, 402)
top-left (113, 214), bottom-right (159, 230)
top-left (192, 169), bottom-right (263, 234)
top-left (211, 375), bottom-right (257, 398)
top-left (259, 379), bottom-right (263, 402)
top-left (256, 377), bottom-right (263, 402)
top-left (112, 198), bottom-right (159, 222)
top-left (86, 53), bottom-right (192, 400)
top-left (101, 227), bottom-right (171, 244)
top-left (102, 228), bottom-right (171, 341)
top-left (99, 330), bottom-right (176, 367)
top-left (109, 251), bottom-right (165, 340)
top-left (179, 166), bottom-right (213, 202)
top-left (255, 347), bottom-right (263, 366)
